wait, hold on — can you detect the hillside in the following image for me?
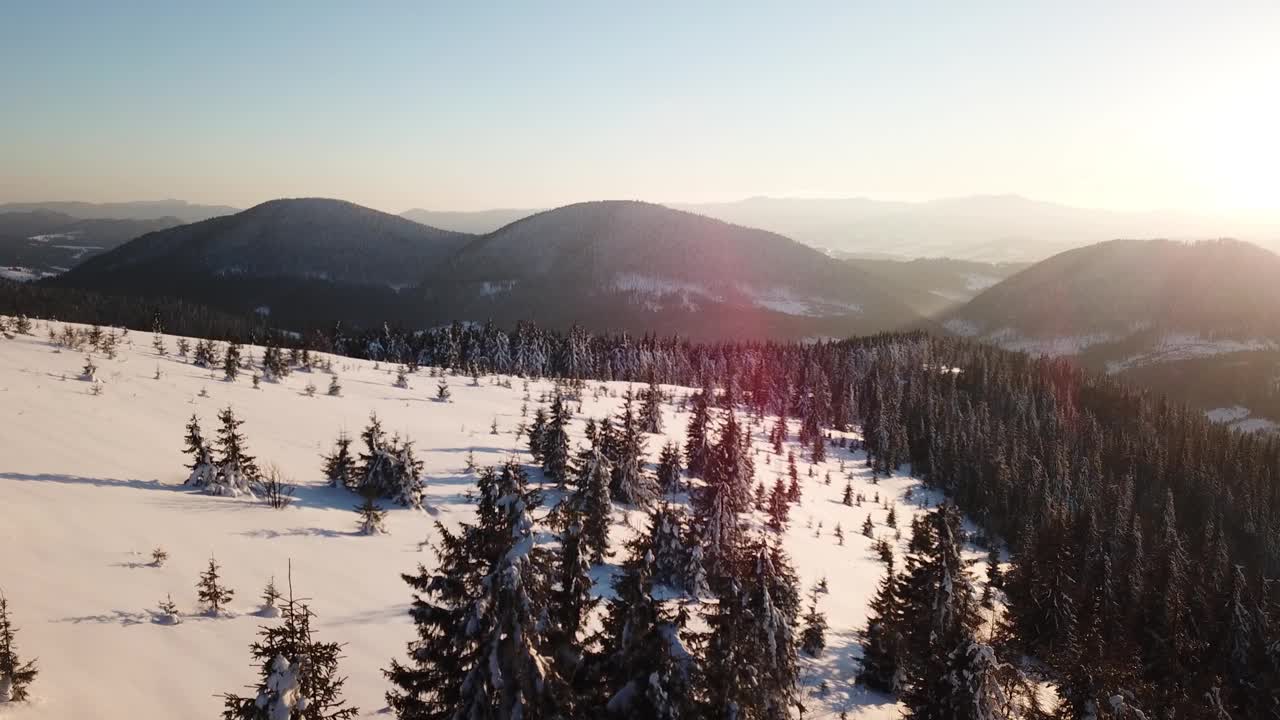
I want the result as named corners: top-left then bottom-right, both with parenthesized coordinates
top-left (57, 199), bottom-right (923, 339)
top-left (0, 212), bottom-right (182, 279)
top-left (0, 320), bottom-right (944, 719)
top-left (419, 200), bottom-right (923, 339)
top-left (946, 238), bottom-right (1280, 429)
top-left (844, 257), bottom-right (1027, 317)
top-left (55, 199), bottom-right (473, 326)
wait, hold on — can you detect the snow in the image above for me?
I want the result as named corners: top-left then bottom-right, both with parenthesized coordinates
top-left (0, 319), bottom-right (990, 719)
top-left (0, 267), bottom-right (48, 283)
top-left (987, 328), bottom-right (1115, 357)
top-left (942, 318), bottom-right (980, 337)
top-left (739, 285), bottom-right (862, 317)
top-left (963, 274), bottom-right (1000, 292)
top-left (1106, 334), bottom-right (1279, 374)
top-left (1205, 406), bottom-right (1279, 434)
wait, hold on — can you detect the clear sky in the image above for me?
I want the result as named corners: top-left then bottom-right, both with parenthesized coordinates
top-left (2, 1), bottom-right (1278, 214)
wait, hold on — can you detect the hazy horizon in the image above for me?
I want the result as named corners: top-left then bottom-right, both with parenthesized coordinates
top-left (4, 2), bottom-right (1279, 217)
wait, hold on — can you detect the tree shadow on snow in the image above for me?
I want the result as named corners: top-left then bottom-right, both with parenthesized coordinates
top-left (240, 527), bottom-right (358, 540)
top-left (0, 471), bottom-right (187, 493)
top-left (55, 609), bottom-right (152, 627)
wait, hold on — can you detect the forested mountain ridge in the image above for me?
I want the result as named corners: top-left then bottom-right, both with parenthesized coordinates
top-left (944, 238), bottom-right (1280, 428)
top-left (54, 198), bottom-right (925, 339)
top-left (0, 211), bottom-right (183, 278)
top-left (62, 198), bottom-right (471, 287)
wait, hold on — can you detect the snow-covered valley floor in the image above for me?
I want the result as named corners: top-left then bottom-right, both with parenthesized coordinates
top-left (0, 321), bottom-right (987, 719)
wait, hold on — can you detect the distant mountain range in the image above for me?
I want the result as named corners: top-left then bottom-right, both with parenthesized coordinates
top-left (944, 238), bottom-right (1280, 430)
top-left (0, 211), bottom-right (184, 279)
top-left (55, 198), bottom-right (923, 339)
top-left (402, 195), bottom-right (1280, 263)
top-left (0, 200), bottom-right (237, 223)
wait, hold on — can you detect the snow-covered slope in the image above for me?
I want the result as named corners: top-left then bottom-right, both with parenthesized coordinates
top-left (0, 321), bottom-right (989, 719)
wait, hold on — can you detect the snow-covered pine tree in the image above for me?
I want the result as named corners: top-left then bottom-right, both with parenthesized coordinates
top-left (706, 409), bottom-right (753, 514)
top-left (800, 586), bottom-right (828, 657)
top-left (596, 521), bottom-right (696, 719)
top-left (541, 394), bottom-right (572, 486)
top-left (224, 340), bottom-right (242, 381)
top-left (859, 557), bottom-right (906, 693)
top-left (528, 407), bottom-right (548, 463)
top-left (434, 377), bottom-right (450, 402)
top-left (212, 406), bottom-right (260, 496)
top-left (684, 388), bottom-right (711, 477)
top-left (0, 592), bottom-right (38, 703)
top-left (354, 415), bottom-right (424, 508)
top-left (262, 345), bottom-right (289, 382)
top-left (547, 519), bottom-right (598, 680)
top-left (259, 577), bottom-right (282, 618)
top-left (842, 480), bottom-right (854, 506)
top-left (193, 338), bottom-right (216, 367)
top-left (156, 594), bottom-right (181, 625)
top-left (197, 556), bottom-right (235, 616)
top-left (701, 539), bottom-right (800, 720)
top-left (183, 413), bottom-right (219, 489)
top-left (151, 546), bottom-right (169, 567)
top-left (326, 373), bottom-right (341, 397)
top-left (385, 460), bottom-right (569, 719)
top-left (80, 354), bottom-right (97, 381)
top-left (222, 574), bottom-right (358, 719)
top-left (567, 445), bottom-right (614, 564)
top-left (899, 504), bottom-right (982, 719)
top-left (321, 432), bottom-right (357, 490)
top-left (394, 365), bottom-right (409, 389)
top-left (640, 377), bottom-right (664, 434)
top-left (656, 441), bottom-right (682, 495)
top-left (612, 396), bottom-right (657, 507)
top-left (354, 494), bottom-right (388, 536)
top-left (177, 337), bottom-right (191, 357)
top-left (767, 477), bottom-right (790, 531)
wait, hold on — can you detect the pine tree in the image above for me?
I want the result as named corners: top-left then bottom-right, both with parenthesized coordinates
top-left (684, 389), bottom-right (711, 477)
top-left (528, 407), bottom-right (548, 463)
top-left (355, 415), bottom-right (424, 508)
top-left (151, 546), bottom-right (169, 567)
top-left (859, 558), bottom-right (905, 693)
top-left (541, 394), bottom-right (572, 486)
top-left (183, 413), bottom-right (219, 488)
top-left (327, 374), bottom-right (342, 397)
top-left (568, 446), bottom-right (614, 564)
top-left (213, 405), bottom-right (260, 496)
top-left (900, 505), bottom-right (981, 719)
top-left (385, 461), bottom-right (569, 719)
top-left (640, 378), bottom-right (664, 434)
top-left (224, 340), bottom-right (242, 381)
top-left (321, 432), bottom-right (357, 490)
top-left (842, 481), bottom-right (854, 506)
top-left (394, 365), bottom-right (409, 389)
top-left (767, 477), bottom-right (790, 531)
top-left (434, 377), bottom-right (450, 402)
top-left (700, 540), bottom-right (800, 720)
top-left (261, 577), bottom-right (282, 617)
top-left (355, 494), bottom-right (388, 536)
top-left (197, 556), bottom-right (235, 616)
top-left (598, 520), bottom-right (696, 719)
top-left (0, 592), bottom-right (38, 703)
top-left (156, 594), bottom-right (181, 625)
top-left (800, 586), bottom-right (828, 657)
top-left (222, 574), bottom-right (358, 719)
top-left (656, 442), bottom-right (683, 495)
top-left (547, 519), bottom-right (598, 679)
top-left (612, 396), bottom-right (657, 507)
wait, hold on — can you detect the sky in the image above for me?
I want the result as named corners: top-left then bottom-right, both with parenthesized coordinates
top-left (2, 1), bottom-right (1278, 215)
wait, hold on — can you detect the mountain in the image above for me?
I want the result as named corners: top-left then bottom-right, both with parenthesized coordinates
top-left (674, 195), bottom-right (1280, 262)
top-left (946, 238), bottom-right (1280, 430)
top-left (401, 207), bottom-right (538, 235)
top-left (844, 257), bottom-right (1027, 317)
top-left (418, 200), bottom-right (924, 339)
top-left (0, 199), bottom-right (238, 223)
top-left (57, 198), bottom-right (472, 326)
top-left (57, 198), bottom-right (923, 339)
top-left (0, 211), bottom-right (183, 280)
